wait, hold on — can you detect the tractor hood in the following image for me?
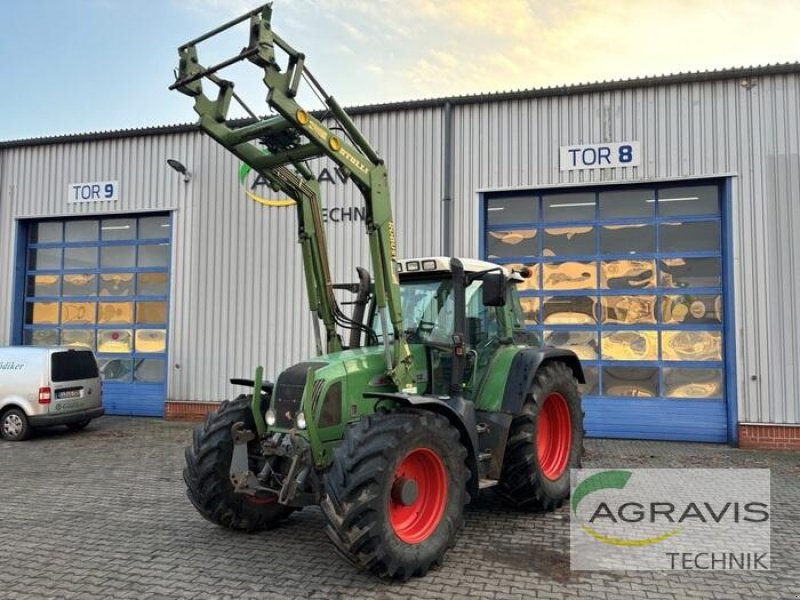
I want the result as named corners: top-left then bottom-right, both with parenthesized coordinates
top-left (270, 344), bottom-right (428, 441)
top-left (308, 344), bottom-right (428, 395)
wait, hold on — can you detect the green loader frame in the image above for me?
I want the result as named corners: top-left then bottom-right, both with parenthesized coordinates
top-left (173, 4), bottom-right (585, 580)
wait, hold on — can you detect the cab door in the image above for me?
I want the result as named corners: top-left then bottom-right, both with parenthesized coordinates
top-left (463, 282), bottom-right (504, 400)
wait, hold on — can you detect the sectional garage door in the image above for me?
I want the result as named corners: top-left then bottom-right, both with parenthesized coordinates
top-left (19, 214), bottom-right (172, 416)
top-left (483, 181), bottom-right (731, 442)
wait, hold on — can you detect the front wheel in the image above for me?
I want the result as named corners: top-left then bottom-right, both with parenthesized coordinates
top-left (496, 361), bottom-right (584, 511)
top-left (321, 410), bottom-right (469, 580)
top-left (183, 395), bottom-right (293, 532)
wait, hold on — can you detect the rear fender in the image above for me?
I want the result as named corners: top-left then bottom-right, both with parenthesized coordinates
top-left (364, 392), bottom-right (480, 498)
top-left (501, 348), bottom-right (584, 415)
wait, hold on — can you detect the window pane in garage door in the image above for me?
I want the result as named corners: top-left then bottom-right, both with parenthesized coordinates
top-left (64, 247), bottom-right (98, 270)
top-left (600, 224), bottom-right (655, 254)
top-left (660, 258), bottom-right (722, 288)
top-left (599, 189), bottom-right (654, 219)
top-left (664, 368), bottom-right (724, 398)
top-left (543, 226), bottom-right (595, 256)
top-left (600, 296), bottom-right (657, 325)
top-left (601, 260), bottom-right (656, 289)
top-left (602, 366), bottom-right (659, 397)
top-left (543, 330), bottom-right (599, 360)
top-left (28, 247), bottom-right (61, 270)
top-left (659, 186), bottom-right (720, 217)
top-left (543, 261), bottom-right (597, 290)
top-left (65, 220), bottom-right (99, 242)
top-left (601, 331), bottom-right (658, 361)
top-left (487, 194), bottom-right (538, 224)
top-left (662, 294), bottom-right (723, 325)
top-left (101, 218), bottom-right (136, 241)
top-left (63, 274), bottom-right (97, 296)
top-left (30, 221), bottom-right (63, 243)
top-left (27, 274), bottom-right (60, 296)
top-left (487, 229), bottom-right (538, 258)
top-left (100, 273), bottom-right (135, 296)
top-left (543, 193), bottom-right (596, 221)
top-left (62, 329), bottom-right (95, 351)
top-left (662, 331), bottom-right (722, 361)
top-left (542, 296), bottom-right (596, 325)
top-left (660, 221), bottom-right (720, 252)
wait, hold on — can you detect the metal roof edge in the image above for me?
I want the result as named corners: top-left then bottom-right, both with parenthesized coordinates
top-left (2, 61), bottom-right (798, 149)
top-left (0, 122), bottom-right (201, 150)
top-left (344, 62), bottom-right (800, 115)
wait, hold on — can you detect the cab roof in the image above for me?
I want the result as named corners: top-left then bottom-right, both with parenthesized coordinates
top-left (397, 256), bottom-right (524, 281)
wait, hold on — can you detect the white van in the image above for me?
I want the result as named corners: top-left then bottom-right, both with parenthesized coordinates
top-left (0, 347), bottom-right (104, 441)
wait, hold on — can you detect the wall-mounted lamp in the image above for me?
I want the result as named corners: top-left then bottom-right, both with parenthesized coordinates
top-left (167, 158), bottom-right (192, 182)
top-left (740, 77), bottom-right (758, 90)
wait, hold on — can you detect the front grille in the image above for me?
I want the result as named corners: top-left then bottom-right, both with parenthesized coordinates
top-left (273, 362), bottom-right (325, 429)
top-left (273, 383), bottom-right (304, 428)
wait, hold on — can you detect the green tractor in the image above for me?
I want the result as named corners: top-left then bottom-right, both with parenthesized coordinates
top-left (172, 4), bottom-right (585, 580)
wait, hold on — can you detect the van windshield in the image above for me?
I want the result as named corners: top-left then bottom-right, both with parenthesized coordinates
top-left (51, 350), bottom-right (99, 382)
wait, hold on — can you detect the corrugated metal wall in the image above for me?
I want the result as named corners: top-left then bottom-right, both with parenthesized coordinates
top-left (0, 133), bottom-right (193, 336)
top-left (449, 73), bottom-right (800, 425)
top-left (1, 72), bottom-right (798, 424)
top-left (0, 107), bottom-right (444, 404)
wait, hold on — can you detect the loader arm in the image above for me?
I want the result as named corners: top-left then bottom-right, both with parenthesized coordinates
top-left (170, 3), bottom-right (415, 390)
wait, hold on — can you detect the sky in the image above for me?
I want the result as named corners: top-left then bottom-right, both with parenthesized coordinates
top-left (1, 0), bottom-right (798, 141)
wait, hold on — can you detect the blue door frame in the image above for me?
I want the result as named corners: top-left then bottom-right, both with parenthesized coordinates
top-left (480, 178), bottom-right (737, 444)
top-left (13, 214), bottom-right (172, 417)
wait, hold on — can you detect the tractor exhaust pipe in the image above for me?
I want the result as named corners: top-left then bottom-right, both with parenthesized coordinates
top-left (449, 258), bottom-right (467, 399)
top-left (348, 267), bottom-right (372, 349)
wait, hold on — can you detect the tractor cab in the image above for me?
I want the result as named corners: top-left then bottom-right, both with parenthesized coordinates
top-left (368, 257), bottom-right (532, 398)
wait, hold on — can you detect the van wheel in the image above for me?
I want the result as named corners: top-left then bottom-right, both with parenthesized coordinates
top-left (68, 418), bottom-right (92, 432)
top-left (1, 408), bottom-right (31, 442)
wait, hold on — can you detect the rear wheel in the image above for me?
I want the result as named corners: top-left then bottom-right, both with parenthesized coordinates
top-left (183, 395), bottom-right (293, 532)
top-left (496, 362), bottom-right (583, 511)
top-left (1, 408), bottom-right (31, 442)
top-left (322, 410), bottom-right (469, 580)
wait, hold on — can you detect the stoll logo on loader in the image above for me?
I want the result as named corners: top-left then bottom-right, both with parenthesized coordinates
top-left (570, 469), bottom-right (771, 571)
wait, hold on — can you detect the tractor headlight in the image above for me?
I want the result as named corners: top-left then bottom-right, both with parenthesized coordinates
top-left (296, 411), bottom-right (307, 430)
top-left (265, 408), bottom-right (276, 427)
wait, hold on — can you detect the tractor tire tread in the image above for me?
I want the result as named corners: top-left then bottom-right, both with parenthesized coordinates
top-left (321, 410), bottom-right (468, 580)
top-left (183, 395), bottom-right (291, 532)
top-left (495, 361), bottom-right (584, 512)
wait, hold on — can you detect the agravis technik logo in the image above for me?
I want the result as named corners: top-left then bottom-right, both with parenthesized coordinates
top-left (572, 470), bottom-right (684, 547)
top-left (570, 469), bottom-right (771, 571)
top-left (238, 161), bottom-right (295, 207)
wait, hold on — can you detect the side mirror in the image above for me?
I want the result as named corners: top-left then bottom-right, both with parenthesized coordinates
top-left (482, 272), bottom-right (507, 306)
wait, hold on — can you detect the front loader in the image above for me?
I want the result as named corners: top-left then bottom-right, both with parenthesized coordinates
top-left (172, 4), bottom-right (585, 580)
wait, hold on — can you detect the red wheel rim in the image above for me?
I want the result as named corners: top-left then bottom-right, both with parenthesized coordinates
top-left (389, 448), bottom-right (448, 544)
top-left (246, 495), bottom-right (277, 506)
top-left (537, 392), bottom-right (573, 480)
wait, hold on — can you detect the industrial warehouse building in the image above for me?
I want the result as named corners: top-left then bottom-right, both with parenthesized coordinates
top-left (1, 63), bottom-right (798, 448)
